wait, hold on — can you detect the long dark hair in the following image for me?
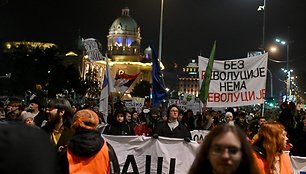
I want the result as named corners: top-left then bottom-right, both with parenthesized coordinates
top-left (44, 98), bottom-right (73, 132)
top-left (189, 124), bottom-right (259, 174)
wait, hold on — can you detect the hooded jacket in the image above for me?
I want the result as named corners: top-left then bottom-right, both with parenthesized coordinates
top-left (59, 130), bottom-right (120, 174)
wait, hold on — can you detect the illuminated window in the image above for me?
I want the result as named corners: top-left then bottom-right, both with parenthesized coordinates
top-left (115, 38), bottom-right (123, 46)
top-left (126, 37), bottom-right (133, 47)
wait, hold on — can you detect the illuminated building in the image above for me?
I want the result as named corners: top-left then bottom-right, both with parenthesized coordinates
top-left (178, 59), bottom-right (199, 96)
top-left (83, 7), bottom-right (155, 99)
top-left (1, 7), bottom-right (158, 99)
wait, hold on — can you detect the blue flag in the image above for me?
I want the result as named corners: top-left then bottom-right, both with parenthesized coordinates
top-left (151, 46), bottom-right (167, 107)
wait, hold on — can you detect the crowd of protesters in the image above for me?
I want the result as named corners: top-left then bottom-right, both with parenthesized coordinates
top-left (0, 91), bottom-right (306, 173)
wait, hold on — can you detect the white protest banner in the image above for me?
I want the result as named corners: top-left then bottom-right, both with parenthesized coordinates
top-left (125, 97), bottom-right (145, 113)
top-left (103, 135), bottom-right (199, 174)
top-left (186, 101), bottom-right (201, 115)
top-left (290, 156), bottom-right (306, 174)
top-left (190, 130), bottom-right (210, 143)
top-left (169, 99), bottom-right (188, 111)
top-left (169, 99), bottom-right (200, 114)
top-left (198, 53), bottom-right (268, 107)
top-left (103, 134), bottom-right (306, 173)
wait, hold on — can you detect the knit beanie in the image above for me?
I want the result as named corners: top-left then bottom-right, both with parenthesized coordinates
top-left (21, 111), bottom-right (34, 123)
top-left (72, 109), bottom-right (99, 131)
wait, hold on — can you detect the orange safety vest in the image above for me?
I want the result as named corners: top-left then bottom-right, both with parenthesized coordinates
top-left (253, 152), bottom-right (293, 174)
top-left (67, 140), bottom-right (110, 174)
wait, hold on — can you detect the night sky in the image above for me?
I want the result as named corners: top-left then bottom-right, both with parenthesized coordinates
top-left (0, 0), bottom-right (306, 98)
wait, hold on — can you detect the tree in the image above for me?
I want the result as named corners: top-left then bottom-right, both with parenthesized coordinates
top-left (79, 68), bottom-right (100, 99)
top-left (130, 80), bottom-right (151, 98)
top-left (1, 43), bottom-right (61, 96)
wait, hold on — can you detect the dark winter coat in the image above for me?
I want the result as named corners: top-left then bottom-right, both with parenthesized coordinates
top-left (153, 121), bottom-right (192, 139)
top-left (34, 111), bottom-right (47, 127)
top-left (103, 122), bottom-right (134, 135)
top-left (291, 123), bottom-right (306, 156)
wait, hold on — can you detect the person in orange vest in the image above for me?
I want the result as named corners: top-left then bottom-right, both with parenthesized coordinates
top-left (59, 109), bottom-right (120, 174)
top-left (252, 121), bottom-right (293, 174)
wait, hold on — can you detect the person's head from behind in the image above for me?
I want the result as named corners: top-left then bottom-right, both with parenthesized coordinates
top-left (253, 121), bottom-right (288, 171)
top-left (72, 109), bottom-right (99, 131)
top-left (0, 124), bottom-right (58, 174)
top-left (45, 98), bottom-right (73, 127)
top-left (189, 124), bottom-right (258, 174)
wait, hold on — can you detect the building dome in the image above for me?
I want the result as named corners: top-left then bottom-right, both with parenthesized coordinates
top-left (107, 7), bottom-right (142, 61)
top-left (110, 7), bottom-right (138, 34)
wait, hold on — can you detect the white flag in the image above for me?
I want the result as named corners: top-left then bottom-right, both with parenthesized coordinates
top-left (99, 55), bottom-right (115, 122)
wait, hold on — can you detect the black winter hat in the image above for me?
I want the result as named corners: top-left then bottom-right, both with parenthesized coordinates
top-left (29, 96), bottom-right (40, 106)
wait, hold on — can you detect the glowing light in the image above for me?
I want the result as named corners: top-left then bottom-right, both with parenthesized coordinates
top-left (270, 46), bottom-right (277, 52)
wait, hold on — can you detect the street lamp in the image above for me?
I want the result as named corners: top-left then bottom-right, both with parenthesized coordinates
top-left (275, 38), bottom-right (289, 72)
top-left (158, 0), bottom-right (164, 61)
top-left (270, 46), bottom-right (277, 52)
top-left (257, 0), bottom-right (266, 52)
top-left (276, 38), bottom-right (290, 100)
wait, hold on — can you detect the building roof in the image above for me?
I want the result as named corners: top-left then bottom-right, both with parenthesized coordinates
top-left (110, 7), bottom-right (138, 34)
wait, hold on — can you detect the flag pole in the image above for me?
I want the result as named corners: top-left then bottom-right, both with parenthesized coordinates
top-left (106, 53), bottom-right (115, 118)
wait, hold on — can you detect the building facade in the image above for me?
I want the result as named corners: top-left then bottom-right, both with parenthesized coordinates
top-left (178, 59), bottom-right (199, 97)
top-left (82, 7), bottom-right (154, 99)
